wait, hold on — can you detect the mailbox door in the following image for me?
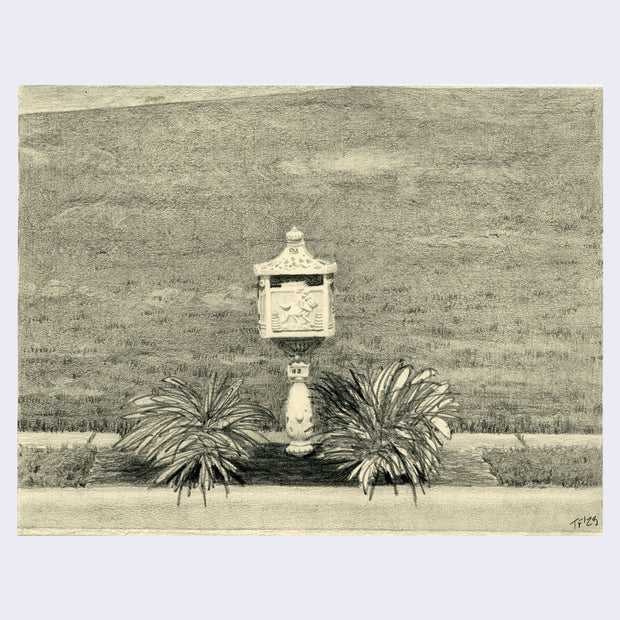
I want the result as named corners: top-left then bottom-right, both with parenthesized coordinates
top-left (269, 278), bottom-right (324, 336)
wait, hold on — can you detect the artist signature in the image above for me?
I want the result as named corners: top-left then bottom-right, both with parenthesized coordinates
top-left (569, 516), bottom-right (599, 530)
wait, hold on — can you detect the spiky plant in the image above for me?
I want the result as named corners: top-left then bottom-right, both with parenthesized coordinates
top-left (116, 375), bottom-right (274, 505)
top-left (311, 361), bottom-right (459, 503)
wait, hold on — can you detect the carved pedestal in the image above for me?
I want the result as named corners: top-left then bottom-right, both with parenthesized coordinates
top-left (284, 362), bottom-right (313, 455)
top-left (276, 338), bottom-right (322, 456)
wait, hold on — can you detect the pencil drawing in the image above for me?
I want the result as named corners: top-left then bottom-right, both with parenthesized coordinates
top-left (17, 86), bottom-right (603, 535)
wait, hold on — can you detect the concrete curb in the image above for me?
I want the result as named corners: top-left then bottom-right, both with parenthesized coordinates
top-left (18, 486), bottom-right (603, 535)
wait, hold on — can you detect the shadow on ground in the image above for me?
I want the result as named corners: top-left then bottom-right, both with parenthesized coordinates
top-left (87, 441), bottom-right (498, 487)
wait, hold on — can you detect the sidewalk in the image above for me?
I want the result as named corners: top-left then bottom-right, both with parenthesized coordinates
top-left (17, 431), bottom-right (603, 450)
top-left (17, 432), bottom-right (120, 448)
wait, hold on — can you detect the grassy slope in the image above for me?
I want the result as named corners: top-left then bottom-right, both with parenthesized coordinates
top-left (18, 87), bottom-right (603, 432)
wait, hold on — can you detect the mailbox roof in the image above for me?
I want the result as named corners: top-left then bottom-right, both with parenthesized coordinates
top-left (253, 228), bottom-right (337, 276)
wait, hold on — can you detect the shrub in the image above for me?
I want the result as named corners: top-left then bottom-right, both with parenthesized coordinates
top-left (481, 446), bottom-right (603, 487)
top-left (18, 444), bottom-right (98, 487)
top-left (311, 360), bottom-right (460, 502)
top-left (17, 416), bottom-right (139, 434)
top-left (116, 375), bottom-right (275, 505)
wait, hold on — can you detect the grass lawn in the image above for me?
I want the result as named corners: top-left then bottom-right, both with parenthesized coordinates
top-left (18, 87), bottom-right (602, 433)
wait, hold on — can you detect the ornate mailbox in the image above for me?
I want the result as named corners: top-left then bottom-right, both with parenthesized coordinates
top-left (254, 227), bottom-right (336, 455)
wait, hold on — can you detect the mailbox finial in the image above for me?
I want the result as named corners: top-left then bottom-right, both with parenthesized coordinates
top-left (254, 228), bottom-right (336, 276)
top-left (286, 227), bottom-right (304, 245)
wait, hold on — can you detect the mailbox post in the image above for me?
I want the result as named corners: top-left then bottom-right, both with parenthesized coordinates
top-left (254, 228), bottom-right (337, 456)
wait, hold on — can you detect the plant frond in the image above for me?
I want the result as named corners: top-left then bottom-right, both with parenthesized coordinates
top-left (162, 376), bottom-right (204, 410)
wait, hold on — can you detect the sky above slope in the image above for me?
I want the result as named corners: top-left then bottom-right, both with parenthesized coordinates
top-left (18, 85), bottom-right (342, 115)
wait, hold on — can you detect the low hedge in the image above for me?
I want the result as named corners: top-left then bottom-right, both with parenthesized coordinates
top-left (481, 446), bottom-right (602, 487)
top-left (18, 444), bottom-right (98, 488)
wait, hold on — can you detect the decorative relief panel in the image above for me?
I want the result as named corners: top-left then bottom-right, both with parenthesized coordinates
top-left (270, 285), bottom-right (324, 332)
